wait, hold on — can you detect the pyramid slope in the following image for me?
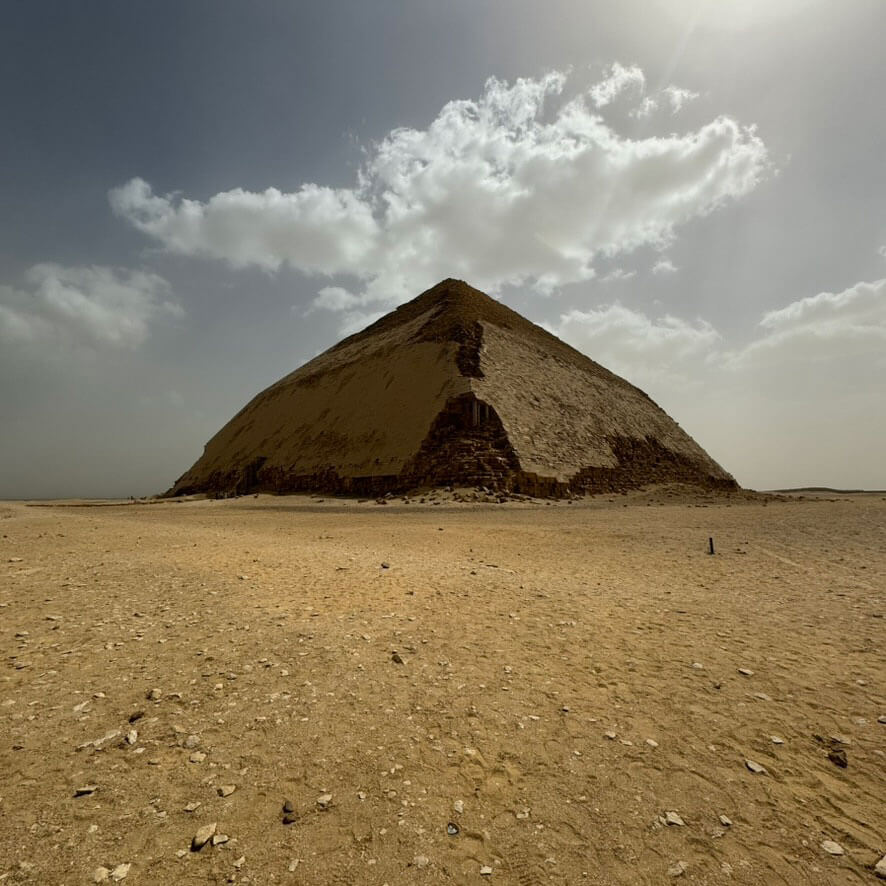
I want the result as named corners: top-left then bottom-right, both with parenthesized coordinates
top-left (170, 279), bottom-right (736, 497)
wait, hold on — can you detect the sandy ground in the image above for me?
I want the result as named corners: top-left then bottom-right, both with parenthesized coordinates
top-left (1, 490), bottom-right (884, 885)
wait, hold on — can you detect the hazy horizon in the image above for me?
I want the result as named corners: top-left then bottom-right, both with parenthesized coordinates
top-left (2, 0), bottom-right (885, 498)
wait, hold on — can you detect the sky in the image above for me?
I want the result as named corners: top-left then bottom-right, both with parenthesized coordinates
top-left (1, 0), bottom-right (885, 498)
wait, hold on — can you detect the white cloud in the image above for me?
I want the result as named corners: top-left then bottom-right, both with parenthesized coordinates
top-left (601, 268), bottom-right (637, 282)
top-left (551, 277), bottom-right (886, 384)
top-left (311, 286), bottom-right (363, 312)
top-left (589, 62), bottom-right (646, 107)
top-left (111, 70), bottom-right (768, 329)
top-left (632, 96), bottom-right (659, 118)
top-left (550, 276), bottom-right (886, 487)
top-left (550, 304), bottom-right (719, 387)
top-left (878, 244), bottom-right (886, 258)
top-left (652, 258), bottom-right (679, 274)
top-left (109, 177), bottom-right (378, 275)
top-left (631, 84), bottom-right (700, 118)
top-left (725, 277), bottom-right (886, 375)
top-left (663, 85), bottom-right (700, 113)
top-left (0, 264), bottom-right (181, 349)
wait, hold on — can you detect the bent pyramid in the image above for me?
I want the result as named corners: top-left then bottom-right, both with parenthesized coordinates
top-left (170, 279), bottom-right (736, 497)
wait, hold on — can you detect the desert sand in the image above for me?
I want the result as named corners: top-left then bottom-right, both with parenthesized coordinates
top-left (1, 489), bottom-right (884, 884)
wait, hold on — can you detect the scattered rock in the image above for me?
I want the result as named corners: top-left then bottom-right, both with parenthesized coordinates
top-left (233, 856), bottom-right (246, 870)
top-left (874, 855), bottom-right (886, 878)
top-left (125, 730), bottom-right (138, 745)
top-left (184, 734), bottom-right (201, 748)
top-left (184, 802), bottom-right (201, 812)
top-left (282, 799), bottom-right (295, 814)
top-left (604, 731), bottom-right (617, 740)
top-left (738, 668), bottom-right (754, 676)
top-left (828, 748), bottom-right (848, 768)
top-left (820, 840), bottom-right (844, 856)
top-left (78, 729), bottom-right (121, 751)
top-left (646, 738), bottom-right (659, 748)
top-left (316, 793), bottom-right (332, 809)
top-left (191, 822), bottom-right (217, 851)
top-left (668, 861), bottom-right (688, 877)
top-left (391, 651), bottom-right (404, 664)
top-left (93, 867), bottom-right (110, 883)
top-left (745, 760), bottom-right (767, 774)
top-left (218, 784), bottom-right (236, 797)
top-left (453, 800), bottom-right (464, 814)
top-left (282, 812), bottom-right (298, 825)
top-left (75, 785), bottom-right (98, 797)
top-left (128, 711), bottom-right (144, 723)
top-left (189, 751), bottom-right (206, 763)
top-left (212, 834), bottom-right (229, 846)
top-left (480, 865), bottom-right (493, 876)
top-left (664, 811), bottom-right (685, 827)
top-left (771, 735), bottom-right (784, 745)
top-left (878, 715), bottom-right (886, 725)
top-left (110, 863), bottom-right (131, 881)
top-left (719, 814), bottom-right (732, 827)
top-left (691, 662), bottom-right (704, 669)
top-left (413, 855), bottom-right (430, 868)
top-left (447, 822), bottom-right (459, 836)
top-left (146, 688), bottom-right (162, 701)
top-left (381, 562), bottom-right (390, 569)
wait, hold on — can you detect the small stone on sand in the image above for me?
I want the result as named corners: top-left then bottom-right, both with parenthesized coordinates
top-left (110, 863), bottom-right (131, 881)
top-left (191, 822), bottom-right (217, 851)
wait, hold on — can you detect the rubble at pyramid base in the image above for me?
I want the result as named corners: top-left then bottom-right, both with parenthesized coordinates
top-left (171, 393), bottom-right (738, 500)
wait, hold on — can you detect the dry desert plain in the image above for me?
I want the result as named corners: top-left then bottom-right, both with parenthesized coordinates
top-left (1, 488), bottom-right (884, 885)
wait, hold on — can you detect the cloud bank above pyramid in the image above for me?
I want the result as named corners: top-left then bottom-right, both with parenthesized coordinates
top-left (170, 279), bottom-right (736, 498)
